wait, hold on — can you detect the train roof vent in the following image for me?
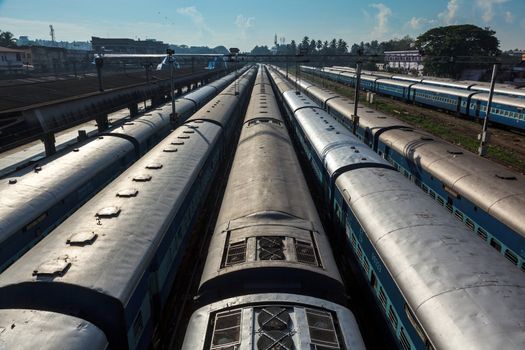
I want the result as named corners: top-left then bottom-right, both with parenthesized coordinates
top-left (178, 135), bottom-right (190, 139)
top-left (258, 236), bottom-right (285, 260)
top-left (146, 163), bottom-right (163, 169)
top-left (295, 240), bottom-right (318, 266)
top-left (420, 136), bottom-right (434, 141)
top-left (225, 241), bottom-right (246, 267)
top-left (447, 150), bottom-right (463, 155)
top-left (211, 310), bottom-right (242, 349)
top-left (133, 174), bottom-right (152, 182)
top-left (116, 188), bottom-right (139, 197)
top-left (163, 148), bottom-right (178, 153)
top-left (67, 231), bottom-right (98, 246)
top-left (183, 130), bottom-right (195, 134)
top-left (33, 258), bottom-right (71, 278)
top-left (306, 309), bottom-right (341, 349)
top-left (256, 307), bottom-right (294, 350)
top-left (171, 141), bottom-right (184, 145)
top-left (96, 206), bottom-right (121, 218)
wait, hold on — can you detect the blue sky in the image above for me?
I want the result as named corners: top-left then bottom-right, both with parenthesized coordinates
top-left (0, 0), bottom-right (524, 50)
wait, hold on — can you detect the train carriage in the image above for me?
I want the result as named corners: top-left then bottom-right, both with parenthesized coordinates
top-left (197, 67), bottom-right (346, 306)
top-left (268, 69), bottom-right (525, 350)
top-left (182, 294), bottom-right (366, 350)
top-left (0, 68), bottom-right (257, 349)
top-left (0, 70), bottom-right (245, 273)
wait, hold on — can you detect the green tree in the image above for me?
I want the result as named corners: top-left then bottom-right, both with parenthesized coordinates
top-left (416, 25), bottom-right (500, 78)
top-left (322, 40), bottom-right (329, 55)
top-left (250, 45), bottom-right (272, 55)
top-left (300, 36), bottom-right (310, 54)
top-left (329, 39), bottom-right (337, 54)
top-left (309, 39), bottom-right (317, 55)
top-left (337, 39), bottom-right (348, 54)
top-left (316, 40), bottom-right (323, 52)
top-left (0, 30), bottom-right (17, 48)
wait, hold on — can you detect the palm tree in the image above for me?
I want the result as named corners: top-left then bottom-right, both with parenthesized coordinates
top-left (337, 39), bottom-right (348, 54)
top-left (0, 30), bottom-right (17, 48)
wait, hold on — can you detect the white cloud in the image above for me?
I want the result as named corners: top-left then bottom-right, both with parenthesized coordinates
top-left (176, 6), bottom-right (213, 35)
top-left (235, 14), bottom-right (255, 38)
top-left (408, 17), bottom-right (425, 30)
top-left (369, 3), bottom-right (392, 38)
top-left (476, 0), bottom-right (509, 23)
top-left (504, 10), bottom-right (514, 23)
top-left (438, 0), bottom-right (460, 25)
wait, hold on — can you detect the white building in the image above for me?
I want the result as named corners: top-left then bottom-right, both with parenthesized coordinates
top-left (0, 46), bottom-right (25, 71)
top-left (384, 50), bottom-right (423, 74)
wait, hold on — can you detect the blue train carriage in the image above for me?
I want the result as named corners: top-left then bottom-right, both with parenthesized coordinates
top-left (332, 160), bottom-right (525, 350)
top-left (182, 294), bottom-right (366, 350)
top-left (409, 83), bottom-right (477, 114)
top-left (285, 68), bottom-right (525, 272)
top-left (0, 69), bottom-right (257, 350)
top-left (375, 79), bottom-right (414, 100)
top-left (274, 83), bottom-right (525, 350)
top-left (467, 82), bottom-right (525, 100)
top-left (470, 93), bottom-right (525, 129)
top-left (197, 67), bottom-right (347, 306)
top-left (377, 127), bottom-right (525, 269)
top-left (0, 72), bottom-right (242, 273)
top-left (0, 120), bottom-right (227, 349)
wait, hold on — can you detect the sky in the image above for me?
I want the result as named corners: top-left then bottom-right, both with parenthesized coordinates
top-left (0, 0), bottom-right (524, 51)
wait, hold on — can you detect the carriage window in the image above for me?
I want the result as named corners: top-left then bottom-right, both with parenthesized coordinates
top-left (306, 309), bottom-right (341, 349)
top-left (211, 310), bottom-right (242, 349)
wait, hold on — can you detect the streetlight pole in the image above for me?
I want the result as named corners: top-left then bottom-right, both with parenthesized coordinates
top-left (478, 63), bottom-right (499, 156)
top-left (167, 49), bottom-right (176, 125)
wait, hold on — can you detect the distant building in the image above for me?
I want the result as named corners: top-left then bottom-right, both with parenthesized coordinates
top-left (384, 50), bottom-right (423, 73)
top-left (91, 37), bottom-right (168, 54)
top-left (16, 46), bottom-right (92, 73)
top-left (0, 46), bottom-right (25, 72)
top-left (17, 36), bottom-right (91, 51)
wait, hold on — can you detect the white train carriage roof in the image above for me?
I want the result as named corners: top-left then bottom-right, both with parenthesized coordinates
top-left (0, 135), bottom-right (134, 244)
top-left (325, 96), bottom-right (410, 133)
top-left (420, 78), bottom-right (474, 90)
top-left (375, 78), bottom-right (415, 88)
top-left (182, 293), bottom-right (366, 350)
top-left (411, 83), bottom-right (477, 98)
top-left (471, 93), bottom-right (525, 108)
top-left (0, 309), bottom-right (108, 350)
top-left (0, 120), bottom-right (222, 308)
top-left (304, 85), bottom-right (340, 105)
top-left (379, 128), bottom-right (525, 236)
top-left (391, 75), bottom-right (423, 83)
top-left (283, 91), bottom-right (390, 177)
top-left (200, 69), bottom-right (342, 294)
top-left (335, 166), bottom-right (525, 350)
top-left (338, 71), bottom-right (357, 79)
